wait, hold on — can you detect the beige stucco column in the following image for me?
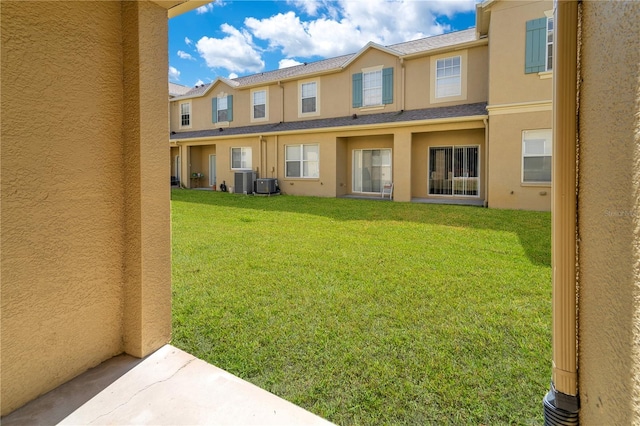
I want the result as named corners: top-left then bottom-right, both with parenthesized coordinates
top-left (393, 130), bottom-right (412, 202)
top-left (576, 1), bottom-right (640, 424)
top-left (1, 0), bottom-right (172, 415)
top-left (121, 0), bottom-right (172, 358)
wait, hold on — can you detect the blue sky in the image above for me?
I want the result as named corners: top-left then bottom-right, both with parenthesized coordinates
top-left (169, 0), bottom-right (478, 88)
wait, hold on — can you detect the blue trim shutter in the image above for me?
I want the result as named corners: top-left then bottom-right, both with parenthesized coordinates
top-left (352, 73), bottom-right (363, 108)
top-left (382, 67), bottom-right (393, 104)
top-left (212, 98), bottom-right (218, 123)
top-left (525, 18), bottom-right (547, 74)
top-left (227, 95), bottom-right (233, 122)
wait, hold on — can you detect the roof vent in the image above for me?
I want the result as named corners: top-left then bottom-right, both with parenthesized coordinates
top-left (352, 114), bottom-right (358, 119)
top-left (219, 128), bottom-right (223, 132)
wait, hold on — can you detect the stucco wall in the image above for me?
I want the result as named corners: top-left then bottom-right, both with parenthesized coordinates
top-left (487, 0), bottom-right (553, 106)
top-left (278, 133), bottom-right (337, 197)
top-left (577, 1), bottom-right (640, 423)
top-left (1, 0), bottom-right (171, 415)
top-left (487, 111), bottom-right (552, 211)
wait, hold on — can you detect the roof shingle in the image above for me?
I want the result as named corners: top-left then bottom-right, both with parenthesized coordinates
top-left (171, 102), bottom-right (487, 140)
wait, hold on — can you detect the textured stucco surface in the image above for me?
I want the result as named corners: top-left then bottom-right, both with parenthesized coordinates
top-left (1, 1), bottom-right (171, 415)
top-left (487, 111), bottom-right (552, 211)
top-left (577, 1), bottom-right (640, 423)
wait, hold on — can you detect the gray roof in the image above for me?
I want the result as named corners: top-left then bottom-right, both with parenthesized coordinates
top-left (233, 54), bottom-right (355, 87)
top-left (387, 29), bottom-right (477, 55)
top-left (170, 102), bottom-right (487, 140)
top-left (169, 82), bottom-right (192, 97)
top-left (172, 28), bottom-right (479, 100)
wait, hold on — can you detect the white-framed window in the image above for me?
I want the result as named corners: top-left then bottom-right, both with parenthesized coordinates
top-left (546, 17), bottom-right (554, 72)
top-left (179, 101), bottom-right (191, 128)
top-left (217, 96), bottom-right (228, 122)
top-left (430, 51), bottom-right (467, 104)
top-left (213, 94), bottom-right (233, 124)
top-left (428, 146), bottom-right (479, 197)
top-left (300, 82), bottom-right (317, 115)
top-left (522, 129), bottom-right (552, 183)
top-left (231, 147), bottom-right (252, 170)
top-left (285, 144), bottom-right (319, 178)
top-left (435, 56), bottom-right (461, 98)
top-left (363, 69), bottom-right (383, 107)
top-left (353, 149), bottom-right (392, 193)
top-left (251, 88), bottom-right (268, 121)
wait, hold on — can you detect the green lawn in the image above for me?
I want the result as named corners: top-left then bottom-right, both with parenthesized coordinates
top-left (171, 190), bottom-right (551, 425)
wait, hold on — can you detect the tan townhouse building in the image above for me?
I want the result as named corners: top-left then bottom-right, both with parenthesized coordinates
top-left (3, 0), bottom-right (639, 423)
top-left (170, 0), bottom-right (554, 211)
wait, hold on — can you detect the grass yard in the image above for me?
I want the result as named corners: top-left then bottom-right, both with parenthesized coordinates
top-left (171, 190), bottom-right (551, 425)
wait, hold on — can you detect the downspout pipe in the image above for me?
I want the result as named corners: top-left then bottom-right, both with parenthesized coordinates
top-left (483, 117), bottom-right (489, 208)
top-left (544, 0), bottom-right (580, 423)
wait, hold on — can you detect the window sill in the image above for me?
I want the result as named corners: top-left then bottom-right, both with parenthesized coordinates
top-left (521, 182), bottom-right (551, 187)
top-left (359, 105), bottom-right (385, 112)
top-left (214, 121), bottom-right (230, 128)
top-left (538, 71), bottom-right (552, 79)
top-left (298, 111), bottom-right (320, 118)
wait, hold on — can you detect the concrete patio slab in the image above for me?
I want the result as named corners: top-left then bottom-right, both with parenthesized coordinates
top-left (2, 345), bottom-right (333, 426)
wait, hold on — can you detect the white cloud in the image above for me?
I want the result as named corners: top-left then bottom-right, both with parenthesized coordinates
top-left (196, 3), bottom-right (214, 14)
top-left (279, 58), bottom-right (303, 69)
top-left (185, 37), bottom-right (192, 45)
top-left (196, 24), bottom-right (265, 73)
top-left (245, 0), bottom-right (476, 59)
top-left (228, 72), bottom-right (238, 79)
top-left (286, 0), bottom-right (319, 16)
top-left (169, 66), bottom-right (180, 81)
top-left (177, 50), bottom-right (195, 60)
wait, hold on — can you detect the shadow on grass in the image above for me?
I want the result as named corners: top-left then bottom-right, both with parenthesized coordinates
top-left (171, 189), bottom-right (551, 267)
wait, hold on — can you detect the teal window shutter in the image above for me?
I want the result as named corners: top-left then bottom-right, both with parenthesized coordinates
top-left (227, 95), bottom-right (233, 122)
top-left (212, 98), bottom-right (218, 122)
top-left (525, 17), bottom-right (547, 74)
top-left (382, 68), bottom-right (393, 104)
top-left (352, 73), bottom-right (363, 108)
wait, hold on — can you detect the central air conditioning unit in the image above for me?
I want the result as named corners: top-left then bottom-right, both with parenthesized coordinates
top-left (234, 171), bottom-right (256, 194)
top-left (256, 178), bottom-right (278, 194)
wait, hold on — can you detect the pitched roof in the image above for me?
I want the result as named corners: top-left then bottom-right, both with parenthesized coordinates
top-left (171, 28), bottom-right (479, 100)
top-left (169, 82), bottom-right (192, 97)
top-left (170, 102), bottom-right (487, 140)
top-left (388, 29), bottom-right (477, 55)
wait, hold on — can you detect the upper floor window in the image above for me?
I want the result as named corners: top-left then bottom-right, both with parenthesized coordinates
top-left (286, 144), bottom-right (319, 178)
top-left (525, 16), bottom-right (554, 74)
top-left (363, 69), bottom-right (382, 106)
top-left (252, 89), bottom-right (267, 121)
top-left (352, 67), bottom-right (393, 108)
top-left (435, 56), bottom-right (461, 98)
top-left (231, 147), bottom-right (252, 170)
top-left (179, 101), bottom-right (191, 128)
top-left (213, 95), bottom-right (233, 123)
top-left (522, 129), bottom-right (552, 183)
top-left (429, 51), bottom-right (467, 104)
top-left (301, 82), bottom-right (317, 114)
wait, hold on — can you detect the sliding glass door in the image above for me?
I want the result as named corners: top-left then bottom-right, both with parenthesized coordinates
top-left (353, 149), bottom-right (392, 193)
top-left (429, 146), bottom-right (479, 197)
